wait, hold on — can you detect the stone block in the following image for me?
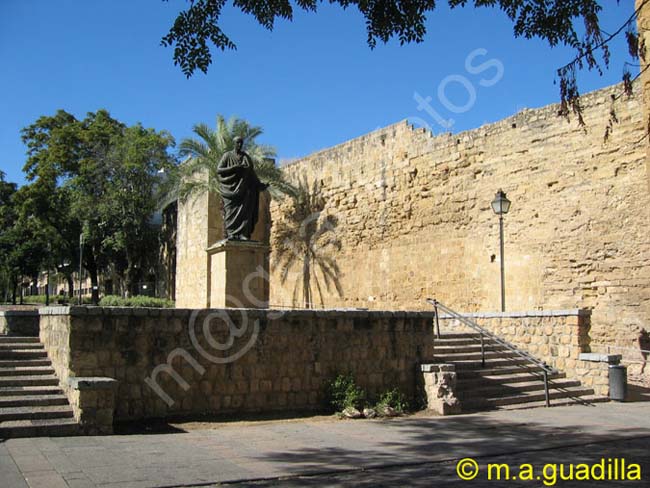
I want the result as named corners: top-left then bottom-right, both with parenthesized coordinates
top-left (206, 240), bottom-right (270, 308)
top-left (419, 363), bottom-right (461, 415)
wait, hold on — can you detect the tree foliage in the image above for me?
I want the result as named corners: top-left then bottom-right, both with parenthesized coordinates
top-left (172, 114), bottom-right (296, 202)
top-left (19, 110), bottom-right (176, 302)
top-left (0, 172), bottom-right (18, 302)
top-left (162, 0), bottom-right (609, 78)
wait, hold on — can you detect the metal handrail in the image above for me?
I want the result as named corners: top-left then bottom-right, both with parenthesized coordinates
top-left (427, 298), bottom-right (556, 407)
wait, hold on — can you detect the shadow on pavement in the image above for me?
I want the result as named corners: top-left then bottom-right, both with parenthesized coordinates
top-left (252, 412), bottom-right (650, 477)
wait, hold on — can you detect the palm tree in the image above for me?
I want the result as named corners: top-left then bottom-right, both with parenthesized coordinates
top-left (169, 115), bottom-right (296, 202)
top-left (272, 177), bottom-right (343, 308)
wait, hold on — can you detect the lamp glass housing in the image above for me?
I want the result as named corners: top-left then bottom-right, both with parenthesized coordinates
top-left (491, 190), bottom-right (511, 215)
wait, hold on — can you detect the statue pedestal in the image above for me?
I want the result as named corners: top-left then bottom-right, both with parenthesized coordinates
top-left (206, 240), bottom-right (269, 308)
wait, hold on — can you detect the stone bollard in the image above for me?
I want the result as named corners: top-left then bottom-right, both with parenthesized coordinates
top-left (420, 363), bottom-right (461, 415)
top-left (67, 377), bottom-right (118, 435)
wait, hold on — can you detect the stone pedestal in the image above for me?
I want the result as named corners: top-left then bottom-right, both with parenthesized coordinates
top-left (419, 363), bottom-right (461, 415)
top-left (207, 240), bottom-right (269, 308)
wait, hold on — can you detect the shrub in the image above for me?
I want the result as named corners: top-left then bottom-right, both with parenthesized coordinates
top-left (22, 295), bottom-right (66, 304)
top-left (327, 374), bottom-right (366, 412)
top-left (22, 295), bottom-right (89, 305)
top-left (376, 388), bottom-right (409, 414)
top-left (98, 295), bottom-right (175, 308)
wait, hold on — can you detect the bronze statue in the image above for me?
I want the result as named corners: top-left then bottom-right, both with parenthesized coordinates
top-left (217, 136), bottom-right (268, 240)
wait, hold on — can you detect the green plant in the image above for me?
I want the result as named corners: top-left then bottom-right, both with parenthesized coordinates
top-left (21, 294), bottom-right (65, 304)
top-left (98, 295), bottom-right (175, 308)
top-left (376, 388), bottom-right (409, 414)
top-left (21, 294), bottom-right (84, 305)
top-left (327, 374), bottom-right (366, 412)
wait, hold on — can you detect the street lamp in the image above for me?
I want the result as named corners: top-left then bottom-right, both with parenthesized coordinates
top-left (78, 233), bottom-right (84, 306)
top-left (45, 243), bottom-right (52, 306)
top-left (491, 189), bottom-right (511, 312)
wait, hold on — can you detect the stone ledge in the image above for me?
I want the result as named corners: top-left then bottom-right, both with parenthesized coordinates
top-left (421, 363), bottom-right (455, 373)
top-left (36, 306), bottom-right (437, 320)
top-left (0, 310), bottom-right (39, 317)
top-left (438, 309), bottom-right (590, 319)
top-left (206, 239), bottom-right (269, 253)
top-left (579, 353), bottom-right (622, 364)
top-left (68, 377), bottom-right (118, 390)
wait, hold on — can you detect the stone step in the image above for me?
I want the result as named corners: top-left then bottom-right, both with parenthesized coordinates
top-left (0, 418), bottom-right (79, 438)
top-left (0, 336), bottom-right (40, 344)
top-left (456, 365), bottom-right (548, 377)
top-left (434, 344), bottom-right (506, 353)
top-left (0, 405), bottom-right (74, 422)
top-left (434, 351), bottom-right (521, 362)
top-left (456, 379), bottom-right (583, 400)
top-left (0, 350), bottom-right (48, 359)
top-left (0, 359), bottom-right (52, 368)
top-left (452, 358), bottom-right (532, 370)
top-left (435, 333), bottom-right (497, 341)
top-left (461, 386), bottom-right (596, 410)
top-left (494, 395), bottom-right (610, 411)
top-left (0, 343), bottom-right (45, 350)
top-left (0, 386), bottom-right (63, 396)
top-left (434, 339), bottom-right (502, 348)
top-left (0, 375), bottom-right (60, 387)
top-left (0, 366), bottom-right (55, 377)
top-left (0, 394), bottom-right (69, 408)
top-left (458, 371), bottom-right (566, 388)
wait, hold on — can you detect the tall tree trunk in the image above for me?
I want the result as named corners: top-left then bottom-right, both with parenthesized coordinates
top-left (125, 263), bottom-right (136, 298)
top-left (89, 268), bottom-right (99, 305)
top-left (66, 274), bottom-right (74, 299)
top-left (84, 250), bottom-right (100, 305)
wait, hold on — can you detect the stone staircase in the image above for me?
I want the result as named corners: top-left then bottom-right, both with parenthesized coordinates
top-left (0, 335), bottom-right (79, 438)
top-left (434, 332), bottom-right (606, 411)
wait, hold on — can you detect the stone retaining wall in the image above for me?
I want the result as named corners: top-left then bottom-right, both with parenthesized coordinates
top-left (39, 306), bottom-right (435, 422)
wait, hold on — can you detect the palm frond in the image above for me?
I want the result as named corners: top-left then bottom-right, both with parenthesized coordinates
top-left (179, 138), bottom-right (210, 160)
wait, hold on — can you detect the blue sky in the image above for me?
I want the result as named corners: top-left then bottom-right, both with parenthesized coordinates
top-left (0, 1), bottom-right (638, 186)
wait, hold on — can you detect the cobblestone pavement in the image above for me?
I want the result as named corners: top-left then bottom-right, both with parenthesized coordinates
top-left (0, 402), bottom-right (649, 488)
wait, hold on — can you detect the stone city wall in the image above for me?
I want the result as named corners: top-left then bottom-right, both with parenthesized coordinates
top-left (39, 307), bottom-right (435, 422)
top-left (437, 310), bottom-right (609, 396)
top-left (636, 0), bottom-right (650, 190)
top-left (271, 82), bottom-right (650, 358)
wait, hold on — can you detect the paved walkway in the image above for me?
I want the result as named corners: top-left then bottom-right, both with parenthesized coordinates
top-left (1, 402), bottom-right (649, 487)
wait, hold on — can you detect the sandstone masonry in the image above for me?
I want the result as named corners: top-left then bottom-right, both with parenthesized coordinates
top-left (271, 83), bottom-right (649, 359)
top-left (39, 306), bottom-right (435, 421)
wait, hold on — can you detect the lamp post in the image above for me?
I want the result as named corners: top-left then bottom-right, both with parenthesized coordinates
top-left (78, 233), bottom-right (84, 306)
top-left (45, 243), bottom-right (51, 306)
top-left (491, 190), bottom-right (511, 312)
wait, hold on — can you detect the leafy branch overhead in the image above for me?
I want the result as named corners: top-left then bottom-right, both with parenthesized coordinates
top-left (162, 0), bottom-right (610, 78)
top-left (557, 0), bottom-right (647, 126)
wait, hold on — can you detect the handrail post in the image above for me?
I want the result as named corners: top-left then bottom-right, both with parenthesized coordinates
top-left (543, 369), bottom-right (550, 407)
top-left (480, 333), bottom-right (485, 367)
top-left (433, 300), bottom-right (441, 339)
